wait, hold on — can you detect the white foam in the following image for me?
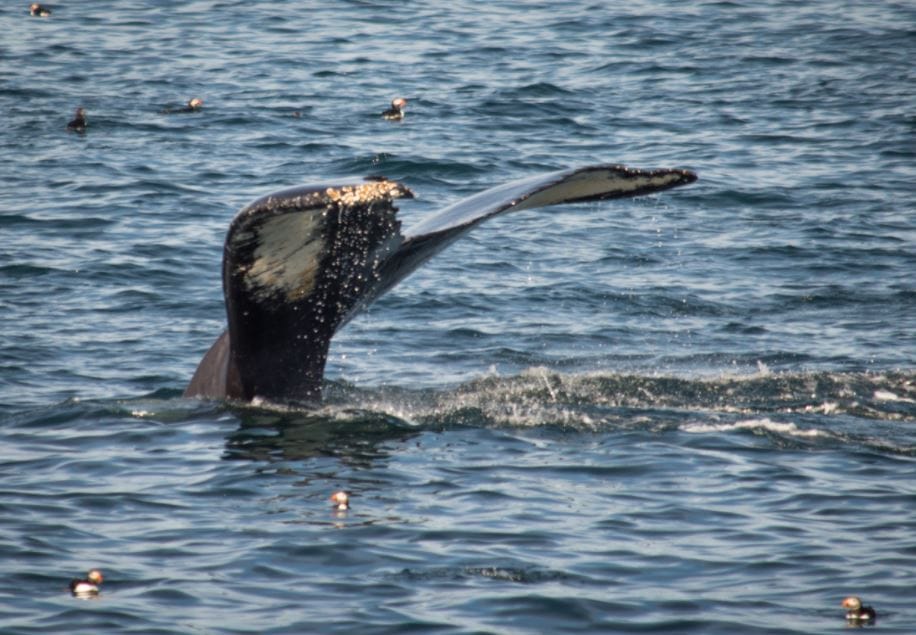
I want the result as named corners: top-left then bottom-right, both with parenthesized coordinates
top-left (874, 389), bottom-right (914, 403)
top-left (803, 401), bottom-right (839, 415)
top-left (681, 418), bottom-right (825, 438)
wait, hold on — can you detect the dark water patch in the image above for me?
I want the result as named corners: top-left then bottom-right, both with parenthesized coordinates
top-left (392, 564), bottom-right (580, 585)
top-left (0, 262), bottom-right (67, 278)
top-left (721, 322), bottom-right (768, 335)
top-left (765, 286), bottom-right (913, 310)
top-left (222, 406), bottom-right (419, 463)
top-left (502, 82), bottom-right (576, 98)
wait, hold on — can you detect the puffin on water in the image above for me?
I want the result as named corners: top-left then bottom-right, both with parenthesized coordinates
top-left (66, 107), bottom-right (87, 132)
top-left (330, 491), bottom-right (350, 511)
top-left (162, 97), bottom-right (204, 114)
top-left (841, 596), bottom-right (877, 623)
top-left (69, 569), bottom-right (103, 596)
top-left (179, 97), bottom-right (204, 113)
top-left (381, 97), bottom-right (407, 120)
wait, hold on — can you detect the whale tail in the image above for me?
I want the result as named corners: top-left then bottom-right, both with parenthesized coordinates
top-left (185, 165), bottom-right (697, 404)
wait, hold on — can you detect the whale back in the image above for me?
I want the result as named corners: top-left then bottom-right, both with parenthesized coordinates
top-left (185, 165), bottom-right (696, 404)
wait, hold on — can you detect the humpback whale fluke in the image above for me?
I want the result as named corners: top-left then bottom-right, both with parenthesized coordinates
top-left (185, 165), bottom-right (697, 404)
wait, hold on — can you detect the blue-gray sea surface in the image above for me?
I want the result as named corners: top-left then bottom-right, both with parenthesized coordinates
top-left (1, 1), bottom-right (915, 633)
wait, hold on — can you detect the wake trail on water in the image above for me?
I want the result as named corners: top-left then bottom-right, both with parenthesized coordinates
top-left (92, 368), bottom-right (915, 427)
top-left (331, 367), bottom-right (916, 426)
top-left (18, 369), bottom-right (909, 460)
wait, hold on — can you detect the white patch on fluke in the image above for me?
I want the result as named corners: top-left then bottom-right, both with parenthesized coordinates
top-left (241, 210), bottom-right (326, 302)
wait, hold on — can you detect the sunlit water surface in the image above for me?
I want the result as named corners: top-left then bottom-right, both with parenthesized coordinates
top-left (1, 1), bottom-right (914, 633)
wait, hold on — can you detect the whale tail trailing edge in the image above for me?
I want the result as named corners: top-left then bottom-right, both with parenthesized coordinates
top-left (185, 164), bottom-right (697, 404)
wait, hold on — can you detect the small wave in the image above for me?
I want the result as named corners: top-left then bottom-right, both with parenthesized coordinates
top-left (680, 418), bottom-right (826, 438)
top-left (391, 565), bottom-right (577, 585)
top-left (874, 389), bottom-right (915, 404)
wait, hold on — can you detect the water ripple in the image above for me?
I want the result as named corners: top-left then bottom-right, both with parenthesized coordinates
top-left (3, 0), bottom-right (916, 632)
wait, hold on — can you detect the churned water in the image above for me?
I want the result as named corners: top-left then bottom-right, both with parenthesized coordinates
top-left (1, 1), bottom-right (915, 633)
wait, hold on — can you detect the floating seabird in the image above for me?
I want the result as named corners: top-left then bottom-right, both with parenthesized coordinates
top-left (841, 596), bottom-right (877, 624)
top-left (330, 491), bottom-right (350, 511)
top-left (69, 569), bottom-right (103, 597)
top-left (66, 107), bottom-right (87, 132)
top-left (162, 97), bottom-right (204, 114)
top-left (381, 97), bottom-right (407, 120)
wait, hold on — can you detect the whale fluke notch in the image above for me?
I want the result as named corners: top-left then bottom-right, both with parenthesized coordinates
top-left (185, 164), bottom-right (697, 404)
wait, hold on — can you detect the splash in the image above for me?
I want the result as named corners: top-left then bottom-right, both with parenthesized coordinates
top-left (327, 368), bottom-right (916, 429)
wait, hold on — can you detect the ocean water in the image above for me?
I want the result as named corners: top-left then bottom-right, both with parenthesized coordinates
top-left (1, 0), bottom-right (915, 633)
